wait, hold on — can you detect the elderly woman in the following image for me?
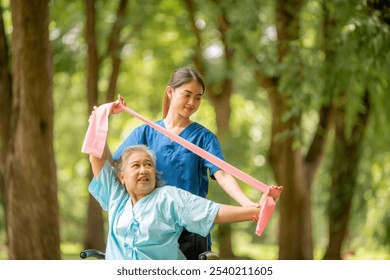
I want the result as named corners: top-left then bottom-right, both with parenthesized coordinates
top-left (88, 143), bottom-right (262, 260)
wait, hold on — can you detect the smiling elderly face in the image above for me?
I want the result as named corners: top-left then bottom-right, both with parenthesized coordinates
top-left (118, 150), bottom-right (157, 204)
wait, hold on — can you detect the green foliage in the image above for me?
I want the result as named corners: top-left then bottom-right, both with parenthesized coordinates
top-left (50, 0), bottom-right (86, 74)
top-left (2, 0), bottom-right (389, 259)
top-left (53, 72), bottom-right (90, 243)
top-left (359, 132), bottom-right (390, 250)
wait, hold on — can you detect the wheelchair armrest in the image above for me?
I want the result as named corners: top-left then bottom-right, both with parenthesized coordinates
top-left (198, 250), bottom-right (219, 260)
top-left (80, 249), bottom-right (106, 259)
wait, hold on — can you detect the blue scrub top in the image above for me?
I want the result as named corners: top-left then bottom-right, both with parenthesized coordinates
top-left (90, 162), bottom-right (221, 260)
top-left (113, 120), bottom-right (224, 198)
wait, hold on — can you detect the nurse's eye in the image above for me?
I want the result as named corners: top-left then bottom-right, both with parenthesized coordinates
top-left (182, 92), bottom-right (191, 97)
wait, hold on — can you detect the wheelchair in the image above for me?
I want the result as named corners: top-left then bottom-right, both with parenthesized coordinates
top-left (80, 249), bottom-right (219, 260)
top-left (80, 229), bottom-right (219, 260)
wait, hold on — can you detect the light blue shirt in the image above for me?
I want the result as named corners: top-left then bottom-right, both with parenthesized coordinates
top-left (89, 162), bottom-right (222, 260)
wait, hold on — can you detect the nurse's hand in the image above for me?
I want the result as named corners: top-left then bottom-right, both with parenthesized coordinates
top-left (268, 185), bottom-right (283, 201)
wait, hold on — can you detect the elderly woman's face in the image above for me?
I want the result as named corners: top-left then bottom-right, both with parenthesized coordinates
top-left (118, 151), bottom-right (156, 201)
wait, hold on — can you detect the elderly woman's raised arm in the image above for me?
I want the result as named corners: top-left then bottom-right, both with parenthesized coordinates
top-left (90, 143), bottom-right (112, 179)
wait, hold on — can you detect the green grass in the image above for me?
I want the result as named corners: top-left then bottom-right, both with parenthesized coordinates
top-left (0, 243), bottom-right (8, 260)
top-left (233, 243), bottom-right (390, 260)
top-left (61, 242), bottom-right (84, 260)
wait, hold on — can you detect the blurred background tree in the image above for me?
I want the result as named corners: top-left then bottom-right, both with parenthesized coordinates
top-left (1, 0), bottom-right (60, 259)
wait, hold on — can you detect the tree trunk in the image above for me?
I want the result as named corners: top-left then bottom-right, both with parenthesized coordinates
top-left (324, 91), bottom-right (370, 259)
top-left (84, 0), bottom-right (105, 252)
top-left (84, 193), bottom-right (105, 251)
top-left (249, 0), bottom-right (335, 259)
top-left (6, 0), bottom-right (60, 259)
top-left (270, 0), bottom-right (315, 260)
top-left (267, 87), bottom-right (314, 259)
top-left (215, 224), bottom-right (235, 259)
top-left (0, 2), bottom-right (12, 236)
top-left (84, 0), bottom-right (129, 252)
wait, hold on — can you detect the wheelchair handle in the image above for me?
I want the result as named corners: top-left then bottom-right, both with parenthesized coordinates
top-left (80, 249), bottom-right (106, 259)
top-left (198, 251), bottom-right (219, 260)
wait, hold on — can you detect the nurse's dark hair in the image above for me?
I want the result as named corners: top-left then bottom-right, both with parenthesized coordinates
top-left (115, 145), bottom-right (164, 188)
top-left (162, 67), bottom-right (205, 118)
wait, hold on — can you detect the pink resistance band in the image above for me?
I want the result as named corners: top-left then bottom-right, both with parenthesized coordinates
top-left (82, 101), bottom-right (278, 236)
top-left (118, 104), bottom-right (277, 236)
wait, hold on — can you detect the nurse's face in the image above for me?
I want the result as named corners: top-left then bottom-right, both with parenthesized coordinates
top-left (119, 151), bottom-right (156, 203)
top-left (168, 80), bottom-right (203, 119)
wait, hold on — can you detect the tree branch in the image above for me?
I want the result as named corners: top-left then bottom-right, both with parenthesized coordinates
top-left (104, 0), bottom-right (129, 102)
top-left (183, 0), bottom-right (204, 74)
top-left (305, 103), bottom-right (335, 184)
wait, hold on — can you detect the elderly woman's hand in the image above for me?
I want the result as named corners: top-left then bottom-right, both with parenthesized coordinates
top-left (110, 94), bottom-right (126, 115)
top-left (88, 106), bottom-right (97, 123)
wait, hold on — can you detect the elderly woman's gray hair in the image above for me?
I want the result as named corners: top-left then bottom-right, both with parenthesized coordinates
top-left (115, 145), bottom-right (164, 188)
